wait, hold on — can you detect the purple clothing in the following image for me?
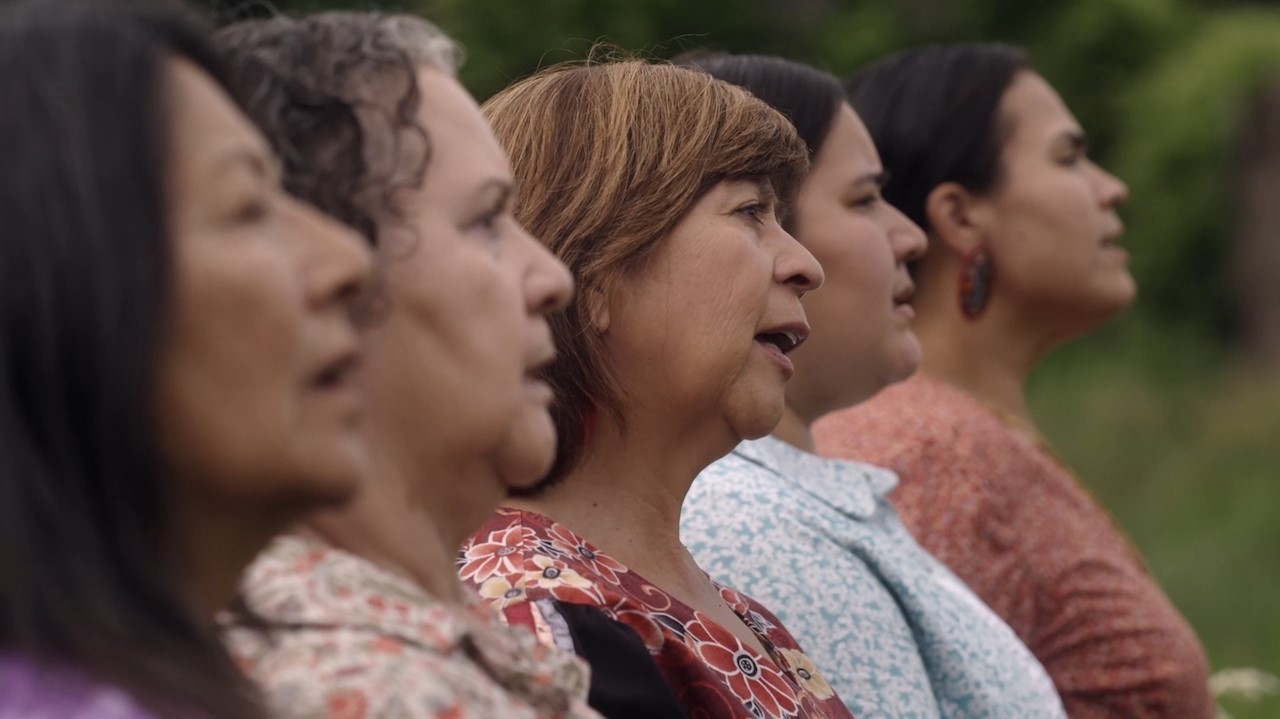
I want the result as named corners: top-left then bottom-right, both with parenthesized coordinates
top-left (0, 655), bottom-right (157, 719)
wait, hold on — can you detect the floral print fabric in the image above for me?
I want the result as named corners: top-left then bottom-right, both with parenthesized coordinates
top-left (683, 436), bottom-right (1065, 719)
top-left (222, 535), bottom-right (600, 719)
top-left (460, 508), bottom-right (854, 719)
top-left (814, 372), bottom-right (1215, 719)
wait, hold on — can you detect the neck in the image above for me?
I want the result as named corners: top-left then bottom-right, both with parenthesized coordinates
top-left (911, 268), bottom-right (1059, 425)
top-left (771, 401), bottom-right (815, 453)
top-left (171, 492), bottom-right (292, 622)
top-left (302, 432), bottom-right (497, 605)
top-left (507, 411), bottom-right (730, 575)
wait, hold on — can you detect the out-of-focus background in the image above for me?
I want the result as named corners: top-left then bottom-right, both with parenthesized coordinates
top-left (218, 0), bottom-right (1280, 715)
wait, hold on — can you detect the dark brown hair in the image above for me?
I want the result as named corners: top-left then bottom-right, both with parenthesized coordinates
top-left (0, 1), bottom-right (266, 716)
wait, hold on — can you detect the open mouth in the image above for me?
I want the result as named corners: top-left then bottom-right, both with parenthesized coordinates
top-left (754, 328), bottom-right (807, 355)
top-left (312, 352), bottom-right (360, 390)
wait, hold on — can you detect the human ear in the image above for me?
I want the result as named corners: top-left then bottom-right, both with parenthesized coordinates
top-left (585, 285), bottom-right (610, 334)
top-left (924, 182), bottom-right (992, 256)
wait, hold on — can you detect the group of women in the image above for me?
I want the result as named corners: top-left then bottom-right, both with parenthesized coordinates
top-left (0, 1), bottom-right (1215, 718)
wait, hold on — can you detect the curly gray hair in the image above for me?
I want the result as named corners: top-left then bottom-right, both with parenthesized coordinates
top-left (215, 12), bottom-right (461, 247)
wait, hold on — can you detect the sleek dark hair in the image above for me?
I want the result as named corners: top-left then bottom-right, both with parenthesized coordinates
top-left (845, 43), bottom-right (1029, 235)
top-left (0, 1), bottom-right (263, 716)
top-left (215, 12), bottom-right (460, 250)
top-left (676, 52), bottom-right (844, 163)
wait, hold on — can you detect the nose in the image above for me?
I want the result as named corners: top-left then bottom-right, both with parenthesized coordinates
top-left (518, 224), bottom-right (573, 315)
top-left (773, 225), bottom-right (824, 295)
top-left (887, 203), bottom-right (927, 264)
top-left (287, 196), bottom-right (373, 310)
top-left (1093, 162), bottom-right (1129, 209)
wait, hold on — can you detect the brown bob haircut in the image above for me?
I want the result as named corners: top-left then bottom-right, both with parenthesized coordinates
top-left (485, 59), bottom-right (809, 488)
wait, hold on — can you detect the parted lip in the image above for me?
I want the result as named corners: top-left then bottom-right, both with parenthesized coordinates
top-left (1101, 221), bottom-right (1126, 246)
top-left (892, 279), bottom-right (916, 306)
top-left (307, 341), bottom-right (361, 390)
top-left (524, 320), bottom-right (557, 375)
top-left (526, 349), bottom-right (556, 377)
top-left (755, 320), bottom-right (811, 355)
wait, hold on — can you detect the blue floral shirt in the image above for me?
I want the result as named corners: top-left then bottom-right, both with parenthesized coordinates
top-left (681, 436), bottom-right (1065, 719)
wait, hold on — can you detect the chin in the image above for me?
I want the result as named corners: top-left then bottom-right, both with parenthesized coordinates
top-left (886, 333), bottom-right (923, 383)
top-left (1090, 274), bottom-right (1138, 320)
top-left (494, 410), bottom-right (559, 491)
top-left (289, 440), bottom-right (367, 507)
top-left (731, 403), bottom-right (785, 442)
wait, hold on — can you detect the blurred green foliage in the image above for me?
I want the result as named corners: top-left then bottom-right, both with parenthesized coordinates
top-left (215, 0), bottom-right (1280, 715)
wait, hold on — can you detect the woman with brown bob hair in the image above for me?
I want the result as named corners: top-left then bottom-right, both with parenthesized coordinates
top-left (459, 60), bottom-right (853, 719)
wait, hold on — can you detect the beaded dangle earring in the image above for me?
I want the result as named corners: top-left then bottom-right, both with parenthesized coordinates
top-left (959, 248), bottom-right (994, 319)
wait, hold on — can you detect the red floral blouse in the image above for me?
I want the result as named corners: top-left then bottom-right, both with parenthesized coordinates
top-left (460, 508), bottom-right (854, 719)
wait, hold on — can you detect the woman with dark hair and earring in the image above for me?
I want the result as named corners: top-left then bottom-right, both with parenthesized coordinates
top-left (678, 53), bottom-right (1064, 719)
top-left (0, 1), bottom-right (372, 717)
top-left (813, 43), bottom-right (1215, 719)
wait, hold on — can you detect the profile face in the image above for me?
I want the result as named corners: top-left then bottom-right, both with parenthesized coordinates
top-left (362, 68), bottom-right (572, 492)
top-left (978, 71), bottom-right (1134, 329)
top-left (603, 178), bottom-right (824, 444)
top-left (788, 103), bottom-right (926, 408)
top-left (155, 60), bottom-right (373, 507)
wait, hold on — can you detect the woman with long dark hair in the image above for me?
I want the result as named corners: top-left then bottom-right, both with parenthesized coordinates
top-left (0, 1), bottom-right (371, 716)
top-left (814, 43), bottom-right (1214, 718)
top-left (678, 53), bottom-right (1064, 719)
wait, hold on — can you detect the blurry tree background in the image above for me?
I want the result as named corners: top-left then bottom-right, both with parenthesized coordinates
top-left (214, 0), bottom-right (1280, 715)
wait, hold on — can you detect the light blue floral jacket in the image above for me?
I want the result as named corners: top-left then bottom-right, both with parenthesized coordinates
top-left (682, 436), bottom-right (1066, 719)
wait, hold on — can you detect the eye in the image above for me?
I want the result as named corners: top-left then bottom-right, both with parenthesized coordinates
top-left (847, 192), bottom-right (882, 211)
top-left (476, 210), bottom-right (500, 233)
top-left (235, 199), bottom-right (272, 224)
top-left (467, 206), bottom-right (509, 256)
top-left (735, 201), bottom-right (769, 225)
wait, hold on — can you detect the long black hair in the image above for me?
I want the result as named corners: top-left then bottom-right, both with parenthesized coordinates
top-left (0, 1), bottom-right (263, 716)
top-left (676, 52), bottom-right (845, 162)
top-left (844, 43), bottom-right (1029, 235)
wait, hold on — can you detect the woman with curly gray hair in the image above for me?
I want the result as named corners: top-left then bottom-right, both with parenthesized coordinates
top-left (215, 12), bottom-right (600, 719)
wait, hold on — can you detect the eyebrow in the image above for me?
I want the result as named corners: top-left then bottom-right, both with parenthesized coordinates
top-left (1060, 130), bottom-right (1088, 151)
top-left (850, 170), bottom-right (891, 190)
top-left (754, 176), bottom-right (777, 204)
top-left (213, 147), bottom-right (281, 184)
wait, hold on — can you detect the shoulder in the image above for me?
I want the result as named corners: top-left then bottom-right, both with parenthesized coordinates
top-left (462, 509), bottom-right (629, 614)
top-left (0, 657), bottom-right (157, 719)
top-left (229, 618), bottom-right (554, 719)
top-left (684, 446), bottom-right (791, 537)
top-left (818, 375), bottom-right (1005, 461)
top-left (817, 376), bottom-right (1053, 503)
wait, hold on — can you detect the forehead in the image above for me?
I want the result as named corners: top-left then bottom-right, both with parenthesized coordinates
top-left (812, 102), bottom-right (879, 177)
top-left (413, 68), bottom-right (510, 189)
top-left (166, 59), bottom-right (268, 180)
top-left (998, 72), bottom-right (1081, 146)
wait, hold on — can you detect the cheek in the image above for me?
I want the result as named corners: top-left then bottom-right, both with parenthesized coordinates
top-left (808, 223), bottom-right (895, 314)
top-left (155, 331), bottom-right (299, 496)
top-left (156, 250), bottom-right (305, 491)
top-left (374, 257), bottom-right (529, 443)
